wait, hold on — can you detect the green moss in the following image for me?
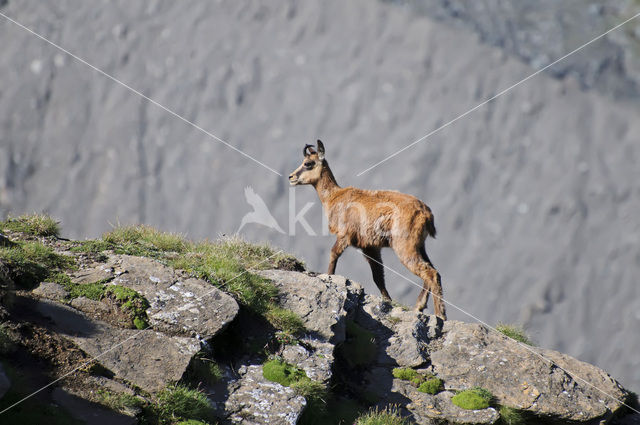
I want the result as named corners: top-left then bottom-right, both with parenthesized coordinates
top-left (262, 359), bottom-right (307, 386)
top-left (262, 358), bottom-right (328, 423)
top-left (393, 367), bottom-right (443, 394)
top-left (498, 405), bottom-right (527, 425)
top-left (105, 285), bottom-right (150, 329)
top-left (339, 321), bottom-right (376, 367)
top-left (0, 242), bottom-right (76, 289)
top-left (452, 387), bottom-right (493, 410)
top-left (392, 367), bottom-right (420, 381)
top-left (355, 406), bottom-right (409, 425)
top-left (154, 384), bottom-right (214, 425)
top-left (418, 378), bottom-right (443, 394)
top-left (133, 316), bottom-right (149, 330)
top-left (0, 214), bottom-right (60, 237)
top-left (496, 323), bottom-right (534, 346)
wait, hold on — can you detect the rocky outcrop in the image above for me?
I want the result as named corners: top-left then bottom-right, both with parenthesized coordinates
top-left (224, 365), bottom-right (307, 425)
top-left (34, 298), bottom-right (200, 392)
top-left (348, 293), bottom-right (630, 425)
top-left (430, 321), bottom-right (628, 422)
top-left (215, 271), bottom-right (363, 424)
top-left (72, 255), bottom-right (239, 338)
top-left (1, 247), bottom-right (636, 424)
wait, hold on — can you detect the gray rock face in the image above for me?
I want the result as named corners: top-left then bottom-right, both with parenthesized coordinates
top-left (215, 271), bottom-right (362, 423)
top-left (357, 295), bottom-right (441, 368)
top-left (258, 271), bottom-right (363, 344)
top-left (224, 365), bottom-right (306, 425)
top-left (32, 281), bottom-right (68, 301)
top-left (74, 255), bottom-right (239, 338)
top-left (259, 271), bottom-right (363, 382)
top-left (33, 298), bottom-right (200, 392)
top-left (429, 321), bottom-right (628, 422)
top-left (350, 294), bottom-right (629, 424)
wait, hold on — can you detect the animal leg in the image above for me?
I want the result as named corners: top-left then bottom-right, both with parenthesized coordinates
top-left (397, 248), bottom-right (447, 320)
top-left (362, 247), bottom-right (391, 301)
top-left (328, 237), bottom-right (348, 275)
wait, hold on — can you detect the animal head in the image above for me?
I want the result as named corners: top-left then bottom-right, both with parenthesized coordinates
top-left (289, 140), bottom-right (326, 186)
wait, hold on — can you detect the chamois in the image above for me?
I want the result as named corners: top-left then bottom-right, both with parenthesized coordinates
top-left (289, 140), bottom-right (446, 320)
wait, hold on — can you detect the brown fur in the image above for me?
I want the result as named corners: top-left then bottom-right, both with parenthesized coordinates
top-left (289, 141), bottom-right (446, 320)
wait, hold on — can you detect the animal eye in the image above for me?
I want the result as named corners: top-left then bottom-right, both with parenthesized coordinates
top-left (304, 161), bottom-right (315, 168)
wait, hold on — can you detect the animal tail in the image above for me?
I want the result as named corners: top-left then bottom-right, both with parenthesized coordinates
top-left (425, 210), bottom-right (437, 239)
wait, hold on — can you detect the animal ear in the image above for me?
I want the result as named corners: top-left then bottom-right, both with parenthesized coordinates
top-left (303, 144), bottom-right (316, 157)
top-left (316, 140), bottom-right (325, 160)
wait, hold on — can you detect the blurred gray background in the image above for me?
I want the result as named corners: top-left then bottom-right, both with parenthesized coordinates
top-left (1, 0), bottom-right (639, 392)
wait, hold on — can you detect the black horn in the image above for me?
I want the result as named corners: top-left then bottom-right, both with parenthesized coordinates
top-left (304, 144), bottom-right (316, 156)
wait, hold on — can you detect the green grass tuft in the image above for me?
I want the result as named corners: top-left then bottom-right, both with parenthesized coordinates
top-left (154, 384), bottom-right (213, 425)
top-left (0, 242), bottom-right (76, 289)
top-left (176, 420), bottom-right (210, 425)
top-left (452, 387), bottom-right (493, 410)
top-left (339, 321), bottom-right (376, 367)
top-left (0, 214), bottom-right (60, 237)
top-left (184, 356), bottom-right (224, 387)
top-left (265, 307), bottom-right (305, 336)
top-left (498, 405), bottom-right (527, 425)
top-left (170, 238), bottom-right (304, 334)
top-left (496, 323), bottom-right (534, 346)
top-left (355, 406), bottom-right (409, 425)
top-left (96, 389), bottom-right (143, 412)
top-left (103, 224), bottom-right (189, 257)
top-left (418, 378), bottom-right (443, 394)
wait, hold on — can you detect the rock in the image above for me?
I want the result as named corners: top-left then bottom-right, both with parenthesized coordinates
top-left (33, 298), bottom-right (200, 393)
top-left (32, 281), bottom-right (69, 301)
top-left (429, 321), bottom-right (628, 423)
top-left (74, 255), bottom-right (239, 339)
top-left (214, 271), bottom-right (362, 423)
top-left (257, 271), bottom-right (363, 383)
top-left (70, 296), bottom-right (112, 316)
top-left (257, 271), bottom-right (363, 344)
top-left (393, 386), bottom-right (499, 425)
top-left (0, 362), bottom-right (10, 400)
top-left (357, 295), bottom-right (441, 368)
top-left (224, 365), bottom-right (306, 425)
